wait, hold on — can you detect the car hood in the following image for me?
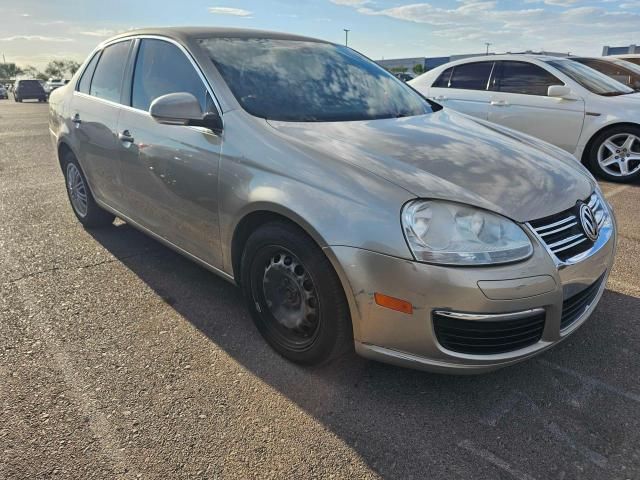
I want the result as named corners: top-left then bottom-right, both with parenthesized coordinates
top-left (266, 110), bottom-right (595, 222)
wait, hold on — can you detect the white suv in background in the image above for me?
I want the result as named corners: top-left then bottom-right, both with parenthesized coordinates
top-left (411, 55), bottom-right (640, 182)
top-left (44, 78), bottom-right (65, 96)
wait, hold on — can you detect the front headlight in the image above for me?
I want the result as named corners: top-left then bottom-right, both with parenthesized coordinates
top-left (401, 200), bottom-right (533, 266)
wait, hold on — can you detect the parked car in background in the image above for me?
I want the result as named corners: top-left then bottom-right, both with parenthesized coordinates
top-left (569, 57), bottom-right (640, 91)
top-left (394, 72), bottom-right (415, 82)
top-left (410, 54), bottom-right (640, 182)
top-left (611, 54), bottom-right (640, 67)
top-left (0, 85), bottom-right (8, 99)
top-left (49, 28), bottom-right (615, 373)
top-left (44, 78), bottom-right (66, 96)
top-left (13, 79), bottom-right (47, 103)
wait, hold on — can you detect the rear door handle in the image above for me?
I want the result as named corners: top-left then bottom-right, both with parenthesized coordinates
top-left (118, 129), bottom-right (135, 144)
top-left (490, 100), bottom-right (509, 106)
top-left (72, 113), bottom-right (82, 125)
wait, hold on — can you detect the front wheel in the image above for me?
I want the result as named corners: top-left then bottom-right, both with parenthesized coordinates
top-left (587, 126), bottom-right (640, 183)
top-left (240, 222), bottom-right (353, 365)
top-left (62, 152), bottom-right (115, 228)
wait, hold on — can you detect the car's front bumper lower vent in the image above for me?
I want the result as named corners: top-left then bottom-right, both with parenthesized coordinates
top-left (433, 310), bottom-right (546, 355)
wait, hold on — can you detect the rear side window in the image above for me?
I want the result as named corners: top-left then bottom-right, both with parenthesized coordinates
top-left (131, 39), bottom-right (208, 112)
top-left (495, 61), bottom-right (563, 96)
top-left (432, 67), bottom-right (453, 88)
top-left (449, 62), bottom-right (493, 90)
top-left (77, 52), bottom-right (101, 94)
top-left (90, 40), bottom-right (131, 103)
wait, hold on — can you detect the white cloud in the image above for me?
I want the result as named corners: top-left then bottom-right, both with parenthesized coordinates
top-left (339, 1), bottom-right (640, 56)
top-left (78, 29), bottom-right (117, 37)
top-left (330, 0), bottom-right (369, 5)
top-left (0, 35), bottom-right (74, 42)
top-left (208, 7), bottom-right (253, 16)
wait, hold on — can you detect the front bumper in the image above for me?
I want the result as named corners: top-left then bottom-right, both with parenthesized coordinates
top-left (327, 203), bottom-right (617, 374)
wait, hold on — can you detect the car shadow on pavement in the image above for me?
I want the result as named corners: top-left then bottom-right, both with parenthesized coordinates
top-left (88, 222), bottom-right (640, 479)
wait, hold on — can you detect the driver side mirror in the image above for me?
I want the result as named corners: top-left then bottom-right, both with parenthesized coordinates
top-left (547, 85), bottom-right (574, 99)
top-left (149, 92), bottom-right (223, 134)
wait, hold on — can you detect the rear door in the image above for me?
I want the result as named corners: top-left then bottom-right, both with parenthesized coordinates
top-left (488, 60), bottom-right (585, 152)
top-left (68, 40), bottom-right (133, 211)
top-left (428, 61), bottom-right (494, 120)
top-left (117, 38), bottom-right (224, 267)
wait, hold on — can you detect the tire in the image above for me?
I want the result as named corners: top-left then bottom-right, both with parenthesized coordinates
top-left (587, 125), bottom-right (640, 183)
top-left (240, 221), bottom-right (353, 366)
top-left (61, 151), bottom-right (115, 228)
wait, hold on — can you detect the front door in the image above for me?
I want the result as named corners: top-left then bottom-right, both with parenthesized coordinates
top-left (488, 61), bottom-right (585, 153)
top-left (117, 38), bottom-right (223, 268)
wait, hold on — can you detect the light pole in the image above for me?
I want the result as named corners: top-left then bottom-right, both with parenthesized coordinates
top-left (344, 29), bottom-right (350, 47)
top-left (485, 42), bottom-right (491, 56)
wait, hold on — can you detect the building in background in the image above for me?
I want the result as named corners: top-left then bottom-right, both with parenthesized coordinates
top-left (602, 45), bottom-right (640, 56)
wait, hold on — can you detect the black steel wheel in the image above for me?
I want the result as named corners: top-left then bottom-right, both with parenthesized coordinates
top-left (241, 221), bottom-right (352, 365)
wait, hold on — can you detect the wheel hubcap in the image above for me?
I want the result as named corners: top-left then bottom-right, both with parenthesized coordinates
top-left (261, 251), bottom-right (320, 343)
top-left (66, 163), bottom-right (88, 217)
top-left (598, 133), bottom-right (640, 177)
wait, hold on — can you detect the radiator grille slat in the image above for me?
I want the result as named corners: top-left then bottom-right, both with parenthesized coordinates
top-left (528, 192), bottom-right (606, 262)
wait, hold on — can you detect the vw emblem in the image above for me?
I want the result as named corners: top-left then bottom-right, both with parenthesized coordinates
top-left (579, 203), bottom-right (599, 242)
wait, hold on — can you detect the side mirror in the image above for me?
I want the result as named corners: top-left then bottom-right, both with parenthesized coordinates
top-left (547, 85), bottom-right (573, 99)
top-left (149, 92), bottom-right (223, 134)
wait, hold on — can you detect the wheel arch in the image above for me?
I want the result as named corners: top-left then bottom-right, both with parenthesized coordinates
top-left (229, 204), bottom-right (329, 285)
top-left (229, 205), bottom-right (362, 337)
top-left (581, 121), bottom-right (640, 164)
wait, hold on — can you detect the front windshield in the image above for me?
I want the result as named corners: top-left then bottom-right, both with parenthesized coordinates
top-left (198, 38), bottom-right (434, 122)
top-left (547, 59), bottom-right (634, 96)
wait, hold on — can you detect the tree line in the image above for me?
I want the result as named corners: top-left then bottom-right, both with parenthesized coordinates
top-left (0, 59), bottom-right (81, 82)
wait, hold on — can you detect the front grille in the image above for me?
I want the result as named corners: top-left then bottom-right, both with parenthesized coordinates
top-left (529, 192), bottom-right (607, 262)
top-left (433, 311), bottom-right (545, 355)
top-left (561, 273), bottom-right (606, 330)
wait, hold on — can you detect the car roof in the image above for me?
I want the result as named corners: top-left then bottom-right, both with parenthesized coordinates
top-left (105, 26), bottom-right (330, 46)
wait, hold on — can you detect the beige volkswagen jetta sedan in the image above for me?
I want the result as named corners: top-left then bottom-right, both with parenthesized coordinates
top-left (49, 28), bottom-right (616, 373)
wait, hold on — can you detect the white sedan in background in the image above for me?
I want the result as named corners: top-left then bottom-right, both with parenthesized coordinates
top-left (611, 54), bottom-right (640, 67)
top-left (410, 55), bottom-right (640, 182)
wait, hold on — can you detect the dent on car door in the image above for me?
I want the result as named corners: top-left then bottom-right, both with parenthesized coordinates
top-left (431, 62), bottom-right (494, 120)
top-left (117, 38), bottom-right (223, 268)
top-left (69, 41), bottom-right (132, 211)
top-left (488, 61), bottom-right (585, 153)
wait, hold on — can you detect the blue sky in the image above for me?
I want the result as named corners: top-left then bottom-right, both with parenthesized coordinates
top-left (1, 0), bottom-right (639, 69)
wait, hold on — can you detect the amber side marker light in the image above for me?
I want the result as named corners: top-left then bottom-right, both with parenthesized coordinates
top-left (374, 292), bottom-right (413, 315)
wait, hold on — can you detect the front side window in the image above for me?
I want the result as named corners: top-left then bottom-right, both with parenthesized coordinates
top-left (77, 52), bottom-right (101, 94)
top-left (495, 61), bottom-right (563, 96)
top-left (546, 59), bottom-right (634, 96)
top-left (621, 57), bottom-right (640, 66)
top-left (90, 40), bottom-right (131, 103)
top-left (197, 38), bottom-right (433, 122)
top-left (448, 62), bottom-right (493, 90)
top-left (131, 39), bottom-right (209, 112)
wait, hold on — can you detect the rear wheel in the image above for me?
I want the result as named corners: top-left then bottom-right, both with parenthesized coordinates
top-left (240, 222), bottom-right (353, 365)
top-left (587, 125), bottom-right (640, 183)
top-left (61, 151), bottom-right (115, 228)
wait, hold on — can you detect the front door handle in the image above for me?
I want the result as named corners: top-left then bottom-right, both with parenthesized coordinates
top-left (433, 95), bottom-right (448, 101)
top-left (118, 130), bottom-right (135, 144)
top-left (490, 100), bottom-right (509, 106)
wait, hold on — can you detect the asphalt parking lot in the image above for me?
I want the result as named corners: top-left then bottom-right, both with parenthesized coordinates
top-left (1, 100), bottom-right (639, 480)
